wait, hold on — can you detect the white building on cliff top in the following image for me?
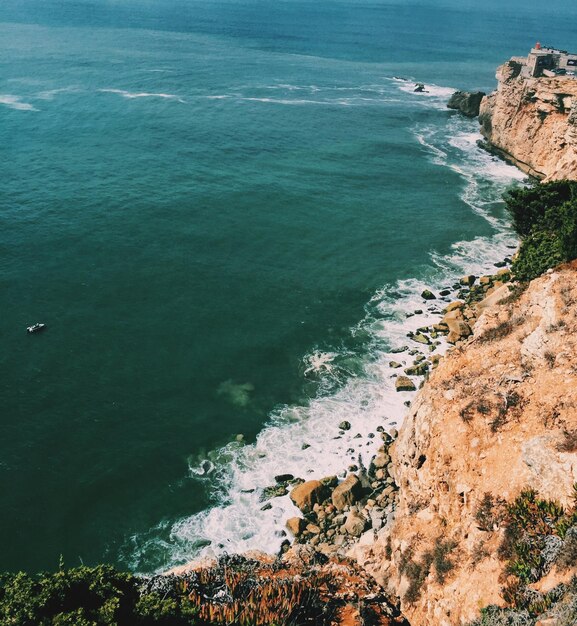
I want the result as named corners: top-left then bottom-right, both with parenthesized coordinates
top-left (525, 42), bottom-right (577, 77)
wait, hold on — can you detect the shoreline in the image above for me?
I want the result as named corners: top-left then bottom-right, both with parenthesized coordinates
top-left (163, 249), bottom-right (518, 578)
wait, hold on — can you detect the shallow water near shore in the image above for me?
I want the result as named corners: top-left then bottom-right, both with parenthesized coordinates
top-left (1, 0), bottom-right (575, 573)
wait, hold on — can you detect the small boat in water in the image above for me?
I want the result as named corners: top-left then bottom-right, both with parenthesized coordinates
top-left (27, 323), bottom-right (46, 334)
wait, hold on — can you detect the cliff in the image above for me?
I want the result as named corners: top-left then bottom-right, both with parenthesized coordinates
top-left (479, 60), bottom-right (577, 181)
top-left (354, 263), bottom-right (577, 625)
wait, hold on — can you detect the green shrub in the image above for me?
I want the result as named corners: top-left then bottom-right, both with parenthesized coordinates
top-left (0, 565), bottom-right (199, 626)
top-left (505, 180), bottom-right (577, 238)
top-left (512, 230), bottom-right (564, 281)
top-left (505, 181), bottom-right (577, 281)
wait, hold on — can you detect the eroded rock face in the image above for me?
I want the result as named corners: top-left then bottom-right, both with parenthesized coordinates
top-left (447, 90), bottom-right (486, 117)
top-left (353, 263), bottom-right (577, 626)
top-left (479, 61), bottom-right (577, 181)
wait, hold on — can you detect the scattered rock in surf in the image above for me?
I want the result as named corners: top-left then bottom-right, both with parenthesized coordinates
top-left (275, 474), bottom-right (294, 483)
top-left (320, 476), bottom-right (338, 488)
top-left (396, 376), bottom-right (416, 392)
top-left (279, 539), bottom-right (291, 555)
top-left (494, 260), bottom-right (507, 268)
top-left (405, 362), bottom-right (429, 376)
top-left (260, 503), bottom-right (272, 511)
top-left (339, 420), bottom-right (351, 431)
top-left (440, 289), bottom-right (451, 296)
top-left (389, 361), bottom-right (402, 368)
top-left (414, 309), bottom-right (423, 314)
top-left (414, 82), bottom-right (428, 93)
top-left (410, 333), bottom-right (431, 345)
top-left (390, 345), bottom-right (409, 353)
top-left (290, 480), bottom-right (330, 514)
top-left (261, 484), bottom-right (288, 501)
top-left (421, 289), bottom-right (436, 300)
top-left (460, 274), bottom-right (477, 286)
top-left (301, 443), bottom-right (311, 450)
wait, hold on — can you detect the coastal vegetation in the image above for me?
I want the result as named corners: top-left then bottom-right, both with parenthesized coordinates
top-left (468, 487), bottom-right (577, 625)
top-left (506, 180), bottom-right (577, 281)
top-left (0, 555), bottom-right (338, 626)
top-left (0, 563), bottom-right (199, 625)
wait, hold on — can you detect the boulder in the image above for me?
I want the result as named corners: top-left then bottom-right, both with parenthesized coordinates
top-left (289, 480), bottom-right (330, 513)
top-left (421, 289), bottom-right (437, 300)
top-left (447, 90), bottom-right (486, 117)
top-left (320, 475), bottom-right (338, 488)
top-left (410, 333), bottom-right (431, 345)
top-left (261, 484), bottom-right (288, 501)
top-left (395, 376), bottom-right (416, 392)
top-left (460, 274), bottom-right (477, 286)
top-left (444, 301), bottom-right (464, 313)
top-left (306, 523), bottom-right (321, 535)
top-left (275, 473), bottom-right (294, 483)
top-left (286, 517), bottom-right (307, 536)
top-left (447, 324), bottom-right (472, 343)
top-left (475, 284), bottom-right (513, 314)
top-left (404, 363), bottom-right (429, 376)
top-left (445, 318), bottom-right (473, 344)
top-left (373, 452), bottom-right (391, 469)
top-left (338, 420), bottom-right (351, 431)
top-left (332, 474), bottom-right (363, 510)
top-left (344, 511), bottom-right (368, 537)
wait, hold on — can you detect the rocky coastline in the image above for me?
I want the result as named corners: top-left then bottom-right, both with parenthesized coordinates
top-left (163, 64), bottom-right (577, 626)
top-left (169, 257), bottom-right (525, 625)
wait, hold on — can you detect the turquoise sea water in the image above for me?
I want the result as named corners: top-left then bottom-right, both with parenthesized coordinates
top-left (1, 0), bottom-right (575, 573)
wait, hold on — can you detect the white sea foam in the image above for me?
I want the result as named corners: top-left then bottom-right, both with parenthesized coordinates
top-left (0, 94), bottom-right (37, 111)
top-left (125, 78), bottom-right (526, 574)
top-left (99, 89), bottom-right (185, 103)
top-left (239, 97), bottom-right (327, 105)
top-left (36, 86), bottom-right (80, 100)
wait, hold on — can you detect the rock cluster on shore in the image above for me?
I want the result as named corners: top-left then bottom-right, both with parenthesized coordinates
top-left (283, 429), bottom-right (400, 557)
top-left (387, 263), bottom-right (515, 394)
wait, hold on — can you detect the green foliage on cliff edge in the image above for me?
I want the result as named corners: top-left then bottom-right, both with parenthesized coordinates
top-left (505, 180), bottom-right (577, 281)
top-left (0, 564), bottom-right (199, 626)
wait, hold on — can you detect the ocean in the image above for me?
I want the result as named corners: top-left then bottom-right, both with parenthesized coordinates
top-left (1, 0), bottom-right (575, 573)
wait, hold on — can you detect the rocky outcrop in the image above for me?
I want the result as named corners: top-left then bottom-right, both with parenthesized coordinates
top-left (479, 60), bottom-right (577, 181)
top-left (447, 91), bottom-right (486, 117)
top-left (353, 262), bottom-right (577, 626)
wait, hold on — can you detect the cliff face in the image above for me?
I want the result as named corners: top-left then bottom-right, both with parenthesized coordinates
top-left (479, 61), bottom-right (577, 181)
top-left (354, 263), bottom-right (577, 625)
